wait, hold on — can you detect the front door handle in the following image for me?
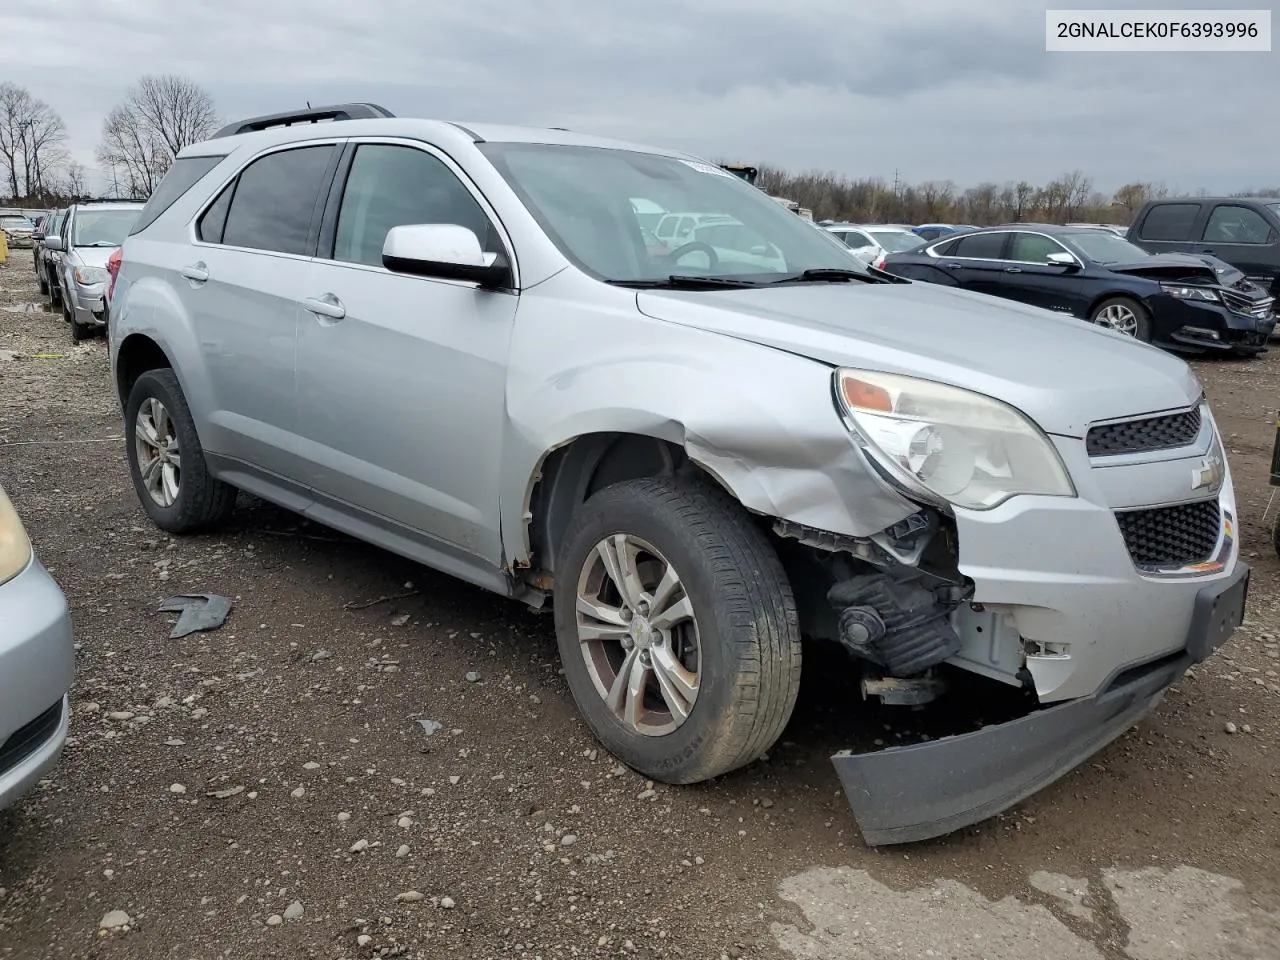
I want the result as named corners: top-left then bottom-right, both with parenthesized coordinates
top-left (943, 263), bottom-right (963, 269)
top-left (303, 294), bottom-right (346, 320)
top-left (180, 262), bottom-right (209, 283)
top-left (1003, 266), bottom-right (1023, 273)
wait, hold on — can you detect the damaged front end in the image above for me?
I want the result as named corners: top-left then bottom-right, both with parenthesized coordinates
top-left (774, 369), bottom-right (1250, 846)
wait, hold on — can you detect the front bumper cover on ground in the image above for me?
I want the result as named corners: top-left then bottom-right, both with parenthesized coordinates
top-left (833, 561), bottom-right (1250, 846)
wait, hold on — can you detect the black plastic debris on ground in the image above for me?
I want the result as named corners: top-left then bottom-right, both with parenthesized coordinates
top-left (158, 594), bottom-right (232, 638)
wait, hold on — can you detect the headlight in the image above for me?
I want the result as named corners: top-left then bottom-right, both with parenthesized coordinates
top-left (1161, 283), bottom-right (1219, 302)
top-left (0, 485), bottom-right (33, 587)
top-left (834, 369), bottom-right (1076, 511)
top-left (75, 266), bottom-right (110, 285)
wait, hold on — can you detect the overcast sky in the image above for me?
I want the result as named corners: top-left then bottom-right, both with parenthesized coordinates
top-left (2, 0), bottom-right (1276, 196)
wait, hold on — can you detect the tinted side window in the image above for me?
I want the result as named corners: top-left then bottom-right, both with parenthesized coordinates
top-left (131, 155), bottom-right (226, 235)
top-left (1137, 203), bottom-right (1199, 241)
top-left (198, 182), bottom-right (234, 244)
top-left (222, 145), bottom-right (335, 255)
top-left (932, 237), bottom-right (959, 256)
top-left (1202, 205), bottom-right (1274, 245)
top-left (332, 144), bottom-right (498, 267)
top-left (1009, 232), bottom-right (1067, 262)
top-left (952, 232), bottom-right (1008, 259)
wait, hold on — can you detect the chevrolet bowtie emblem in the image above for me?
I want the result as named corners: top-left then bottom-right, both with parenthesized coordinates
top-left (1191, 453), bottom-right (1225, 493)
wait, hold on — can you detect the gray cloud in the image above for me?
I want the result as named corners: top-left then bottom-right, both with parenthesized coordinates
top-left (1, 0), bottom-right (1275, 196)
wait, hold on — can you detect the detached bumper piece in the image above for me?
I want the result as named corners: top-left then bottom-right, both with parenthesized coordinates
top-left (833, 562), bottom-right (1249, 846)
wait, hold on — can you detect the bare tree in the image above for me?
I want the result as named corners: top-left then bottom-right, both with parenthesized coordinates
top-left (96, 74), bottom-right (219, 197)
top-left (0, 82), bottom-right (69, 199)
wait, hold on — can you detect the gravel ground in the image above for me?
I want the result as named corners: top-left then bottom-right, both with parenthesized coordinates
top-left (1, 259), bottom-right (1278, 959)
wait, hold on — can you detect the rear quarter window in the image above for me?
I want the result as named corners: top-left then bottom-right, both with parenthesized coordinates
top-left (1136, 203), bottom-right (1200, 242)
top-left (130, 155), bottom-right (227, 235)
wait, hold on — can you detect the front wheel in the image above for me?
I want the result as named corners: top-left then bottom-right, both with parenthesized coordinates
top-left (553, 476), bottom-right (802, 784)
top-left (1090, 296), bottom-right (1152, 342)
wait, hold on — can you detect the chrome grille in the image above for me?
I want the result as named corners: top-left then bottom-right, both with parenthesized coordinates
top-left (1220, 288), bottom-right (1275, 319)
top-left (1086, 406), bottom-right (1202, 457)
top-left (1115, 499), bottom-right (1221, 568)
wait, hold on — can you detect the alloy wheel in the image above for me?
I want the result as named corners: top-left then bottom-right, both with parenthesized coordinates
top-left (574, 533), bottom-right (701, 736)
top-left (1094, 303), bottom-right (1139, 336)
top-left (134, 397), bottom-right (182, 507)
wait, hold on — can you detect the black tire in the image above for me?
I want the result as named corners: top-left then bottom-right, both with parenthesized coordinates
top-left (1090, 296), bottom-right (1152, 343)
top-left (69, 310), bottom-right (94, 341)
top-left (553, 475), bottom-right (801, 785)
top-left (38, 272), bottom-right (47, 294)
top-left (48, 272), bottom-right (61, 306)
top-left (1272, 510), bottom-right (1280, 560)
top-left (124, 369), bottom-right (237, 534)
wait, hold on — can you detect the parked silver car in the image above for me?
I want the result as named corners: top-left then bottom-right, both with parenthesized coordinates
top-left (44, 201), bottom-right (144, 341)
top-left (0, 485), bottom-right (75, 812)
top-left (1, 214), bottom-right (36, 249)
top-left (108, 103), bottom-right (1249, 845)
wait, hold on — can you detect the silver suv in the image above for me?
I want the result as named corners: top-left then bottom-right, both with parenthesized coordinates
top-left (108, 104), bottom-right (1249, 845)
top-left (43, 200), bottom-right (144, 341)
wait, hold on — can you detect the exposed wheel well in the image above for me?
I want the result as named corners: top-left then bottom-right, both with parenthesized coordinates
top-left (526, 433), bottom-right (694, 582)
top-left (115, 334), bottom-right (172, 405)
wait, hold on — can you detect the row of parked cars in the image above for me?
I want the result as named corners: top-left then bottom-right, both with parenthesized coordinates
top-left (821, 201), bottom-right (1279, 356)
top-left (23, 200), bottom-right (144, 341)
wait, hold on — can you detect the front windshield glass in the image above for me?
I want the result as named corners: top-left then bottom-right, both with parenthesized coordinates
top-left (72, 208), bottom-right (141, 247)
top-left (477, 143), bottom-right (866, 283)
top-left (1066, 231), bottom-right (1151, 264)
top-left (868, 229), bottom-right (923, 253)
top-left (1, 216), bottom-right (32, 229)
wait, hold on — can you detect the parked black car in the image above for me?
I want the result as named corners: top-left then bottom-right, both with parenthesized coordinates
top-left (881, 224), bottom-right (1276, 356)
top-left (1128, 197), bottom-right (1280, 299)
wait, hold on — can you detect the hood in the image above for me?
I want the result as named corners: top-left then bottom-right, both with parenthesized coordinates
top-left (1104, 252), bottom-right (1252, 289)
top-left (635, 281), bottom-right (1202, 438)
top-left (70, 246), bottom-right (115, 269)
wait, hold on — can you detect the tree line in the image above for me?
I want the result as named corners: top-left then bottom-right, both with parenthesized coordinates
top-left (753, 165), bottom-right (1280, 227)
top-left (0, 75), bottom-right (218, 205)
top-left (4, 77), bottom-right (1279, 220)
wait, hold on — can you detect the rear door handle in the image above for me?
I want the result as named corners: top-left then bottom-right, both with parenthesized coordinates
top-left (303, 294), bottom-right (346, 320)
top-left (1003, 266), bottom-right (1023, 273)
top-left (180, 262), bottom-right (209, 283)
top-left (943, 263), bottom-right (963, 269)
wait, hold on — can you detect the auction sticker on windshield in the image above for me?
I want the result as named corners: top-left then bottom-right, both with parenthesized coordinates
top-left (681, 160), bottom-right (738, 178)
top-left (1046, 9), bottom-right (1271, 51)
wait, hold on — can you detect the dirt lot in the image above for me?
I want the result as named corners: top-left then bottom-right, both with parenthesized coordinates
top-left (1, 258), bottom-right (1278, 960)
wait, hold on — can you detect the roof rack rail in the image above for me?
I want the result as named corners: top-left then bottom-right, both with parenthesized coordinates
top-left (70, 195), bottom-right (148, 204)
top-left (211, 103), bottom-right (396, 139)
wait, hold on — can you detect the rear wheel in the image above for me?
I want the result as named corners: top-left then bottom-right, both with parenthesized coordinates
top-left (1272, 510), bottom-right (1280, 560)
top-left (553, 476), bottom-right (802, 784)
top-left (124, 369), bottom-right (237, 533)
top-left (1090, 296), bottom-right (1152, 342)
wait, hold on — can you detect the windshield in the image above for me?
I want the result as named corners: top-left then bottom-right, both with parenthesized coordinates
top-left (1066, 231), bottom-right (1151, 264)
top-left (72, 208), bottom-right (141, 247)
top-left (868, 229), bottom-right (923, 253)
top-left (477, 143), bottom-right (867, 283)
top-left (1, 216), bottom-right (32, 229)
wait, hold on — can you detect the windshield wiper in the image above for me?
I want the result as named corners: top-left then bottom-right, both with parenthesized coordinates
top-left (772, 268), bottom-right (873, 284)
top-left (611, 275), bottom-right (762, 290)
top-left (77, 242), bottom-right (120, 247)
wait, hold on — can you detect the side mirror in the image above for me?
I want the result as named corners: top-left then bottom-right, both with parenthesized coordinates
top-left (1046, 251), bottom-right (1080, 270)
top-left (43, 235), bottom-right (65, 252)
top-left (382, 224), bottom-right (512, 288)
